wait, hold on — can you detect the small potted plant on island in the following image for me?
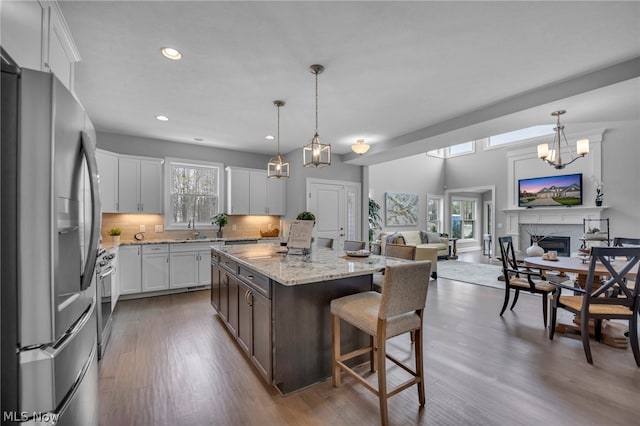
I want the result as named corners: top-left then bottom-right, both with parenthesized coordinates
top-left (296, 211), bottom-right (316, 254)
top-left (108, 227), bottom-right (122, 244)
top-left (212, 213), bottom-right (228, 239)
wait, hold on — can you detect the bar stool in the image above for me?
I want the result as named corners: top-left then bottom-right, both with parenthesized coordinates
top-left (331, 261), bottom-right (432, 426)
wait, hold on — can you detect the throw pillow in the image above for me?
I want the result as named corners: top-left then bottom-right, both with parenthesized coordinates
top-left (426, 232), bottom-right (441, 244)
top-left (420, 231), bottom-right (430, 244)
top-left (385, 232), bottom-right (405, 245)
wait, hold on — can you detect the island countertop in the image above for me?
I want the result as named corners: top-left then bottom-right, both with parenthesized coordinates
top-left (212, 243), bottom-right (405, 286)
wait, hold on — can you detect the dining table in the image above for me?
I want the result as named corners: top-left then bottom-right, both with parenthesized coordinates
top-left (524, 255), bottom-right (635, 348)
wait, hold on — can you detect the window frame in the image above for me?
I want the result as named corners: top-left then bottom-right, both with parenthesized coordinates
top-left (163, 157), bottom-right (224, 231)
top-left (451, 197), bottom-right (477, 241)
top-left (426, 194), bottom-right (443, 233)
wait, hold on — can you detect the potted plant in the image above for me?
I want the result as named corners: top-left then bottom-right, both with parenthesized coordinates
top-left (368, 198), bottom-right (382, 242)
top-left (595, 185), bottom-right (604, 206)
top-left (212, 213), bottom-right (228, 238)
top-left (296, 211), bottom-right (316, 253)
top-left (296, 211), bottom-right (316, 223)
top-left (108, 227), bottom-right (122, 244)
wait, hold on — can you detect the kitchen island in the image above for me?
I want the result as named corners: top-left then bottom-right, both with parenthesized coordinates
top-left (210, 243), bottom-right (407, 394)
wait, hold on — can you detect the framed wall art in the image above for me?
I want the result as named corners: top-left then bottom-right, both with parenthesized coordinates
top-left (385, 192), bottom-right (419, 226)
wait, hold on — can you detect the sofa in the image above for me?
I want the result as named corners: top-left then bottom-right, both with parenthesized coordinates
top-left (378, 231), bottom-right (449, 279)
top-left (379, 230), bottom-right (449, 258)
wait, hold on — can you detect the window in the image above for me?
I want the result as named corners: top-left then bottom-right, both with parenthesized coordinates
top-left (451, 198), bottom-right (476, 240)
top-left (447, 141), bottom-right (475, 157)
top-left (426, 142), bottom-right (475, 159)
top-left (485, 125), bottom-right (555, 149)
top-left (426, 195), bottom-right (442, 232)
top-left (165, 158), bottom-right (222, 230)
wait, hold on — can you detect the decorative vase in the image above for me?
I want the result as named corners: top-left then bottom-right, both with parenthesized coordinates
top-left (112, 235), bottom-right (120, 244)
top-left (595, 199), bottom-right (603, 206)
top-left (526, 242), bottom-right (544, 257)
top-left (217, 230), bottom-right (223, 239)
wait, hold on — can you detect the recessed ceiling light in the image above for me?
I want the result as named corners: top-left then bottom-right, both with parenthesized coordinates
top-left (161, 47), bottom-right (182, 60)
top-left (265, 135), bottom-right (275, 140)
top-left (194, 137), bottom-right (203, 142)
top-left (156, 115), bottom-right (169, 121)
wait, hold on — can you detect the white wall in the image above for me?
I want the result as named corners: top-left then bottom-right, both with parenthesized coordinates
top-left (368, 153), bottom-right (445, 239)
top-left (368, 119), bottom-right (640, 250)
top-left (283, 147), bottom-right (363, 222)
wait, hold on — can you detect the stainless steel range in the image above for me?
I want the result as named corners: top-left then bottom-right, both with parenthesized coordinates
top-left (96, 250), bottom-right (116, 359)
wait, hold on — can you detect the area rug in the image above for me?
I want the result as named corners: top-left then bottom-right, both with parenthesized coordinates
top-left (437, 260), bottom-right (504, 290)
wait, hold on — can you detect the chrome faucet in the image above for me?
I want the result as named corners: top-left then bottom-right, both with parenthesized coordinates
top-left (188, 219), bottom-right (200, 240)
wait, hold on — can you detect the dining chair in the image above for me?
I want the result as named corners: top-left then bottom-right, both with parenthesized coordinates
top-left (497, 236), bottom-right (555, 327)
top-left (549, 246), bottom-right (640, 366)
top-left (344, 240), bottom-right (366, 251)
top-left (613, 237), bottom-right (640, 247)
top-left (331, 261), bottom-right (432, 426)
top-left (373, 244), bottom-right (417, 292)
top-left (316, 237), bottom-right (334, 249)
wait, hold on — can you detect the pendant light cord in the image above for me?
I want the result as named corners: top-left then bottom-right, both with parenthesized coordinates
top-left (315, 71), bottom-right (319, 133)
top-left (277, 103), bottom-right (281, 155)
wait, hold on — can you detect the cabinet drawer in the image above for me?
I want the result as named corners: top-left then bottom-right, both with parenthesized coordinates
top-left (170, 242), bottom-right (212, 253)
top-left (219, 255), bottom-right (237, 273)
top-left (211, 251), bottom-right (221, 264)
top-left (142, 244), bottom-right (169, 254)
top-left (238, 266), bottom-right (270, 298)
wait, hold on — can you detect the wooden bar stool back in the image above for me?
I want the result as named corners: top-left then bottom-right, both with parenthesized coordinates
top-left (330, 261), bottom-right (432, 425)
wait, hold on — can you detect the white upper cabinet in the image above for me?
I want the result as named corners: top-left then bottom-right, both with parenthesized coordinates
top-left (1, 1), bottom-right (80, 91)
top-left (250, 170), bottom-right (286, 215)
top-left (139, 159), bottom-right (163, 213)
top-left (97, 150), bottom-right (163, 214)
top-left (226, 167), bottom-right (250, 215)
top-left (118, 156), bottom-right (163, 214)
top-left (96, 149), bottom-right (119, 213)
top-left (227, 167), bottom-right (285, 216)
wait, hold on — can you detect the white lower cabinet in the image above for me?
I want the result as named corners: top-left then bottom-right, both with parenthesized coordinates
top-left (169, 243), bottom-right (212, 289)
top-left (119, 242), bottom-right (215, 296)
top-left (119, 245), bottom-right (142, 295)
top-left (142, 245), bottom-right (170, 292)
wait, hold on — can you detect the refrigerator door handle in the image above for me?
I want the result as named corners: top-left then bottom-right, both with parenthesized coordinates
top-left (80, 131), bottom-right (101, 291)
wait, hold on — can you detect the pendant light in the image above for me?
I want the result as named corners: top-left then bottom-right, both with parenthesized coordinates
top-left (537, 110), bottom-right (589, 169)
top-left (303, 64), bottom-right (331, 168)
top-left (267, 100), bottom-right (290, 179)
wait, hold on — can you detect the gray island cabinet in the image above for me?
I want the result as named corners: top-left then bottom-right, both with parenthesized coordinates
top-left (210, 243), bottom-right (402, 394)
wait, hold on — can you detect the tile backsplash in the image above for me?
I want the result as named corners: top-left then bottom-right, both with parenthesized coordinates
top-left (101, 213), bottom-right (281, 243)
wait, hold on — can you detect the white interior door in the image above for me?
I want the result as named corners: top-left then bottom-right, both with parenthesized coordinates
top-left (307, 179), bottom-right (361, 252)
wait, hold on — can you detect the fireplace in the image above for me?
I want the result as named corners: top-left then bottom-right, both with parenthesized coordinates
top-left (531, 236), bottom-right (571, 257)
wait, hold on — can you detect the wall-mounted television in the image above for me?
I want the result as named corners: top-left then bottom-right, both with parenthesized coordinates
top-left (518, 173), bottom-right (582, 207)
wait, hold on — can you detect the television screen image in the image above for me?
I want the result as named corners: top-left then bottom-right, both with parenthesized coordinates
top-left (518, 173), bottom-right (582, 207)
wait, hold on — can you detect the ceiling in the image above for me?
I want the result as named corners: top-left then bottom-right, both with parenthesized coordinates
top-left (59, 1), bottom-right (640, 166)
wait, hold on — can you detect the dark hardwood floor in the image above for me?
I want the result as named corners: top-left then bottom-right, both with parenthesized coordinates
top-left (100, 251), bottom-right (640, 425)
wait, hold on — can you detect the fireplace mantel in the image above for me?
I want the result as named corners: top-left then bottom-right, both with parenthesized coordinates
top-left (502, 206), bottom-right (608, 225)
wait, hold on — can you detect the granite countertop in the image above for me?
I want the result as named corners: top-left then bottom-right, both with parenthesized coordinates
top-left (113, 237), bottom-right (280, 246)
top-left (213, 243), bottom-right (407, 286)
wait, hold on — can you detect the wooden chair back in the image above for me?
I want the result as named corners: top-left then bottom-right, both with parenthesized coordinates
top-left (583, 246), bottom-right (640, 310)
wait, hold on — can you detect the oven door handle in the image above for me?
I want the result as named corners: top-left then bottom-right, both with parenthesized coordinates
top-left (99, 266), bottom-right (115, 279)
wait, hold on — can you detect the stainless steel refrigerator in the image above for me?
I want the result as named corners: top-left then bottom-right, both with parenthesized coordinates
top-left (1, 63), bottom-right (101, 425)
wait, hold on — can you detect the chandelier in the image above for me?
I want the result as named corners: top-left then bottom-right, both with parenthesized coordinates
top-left (267, 100), bottom-right (290, 179)
top-left (351, 139), bottom-right (371, 155)
top-left (303, 64), bottom-right (331, 168)
top-left (537, 110), bottom-right (589, 169)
